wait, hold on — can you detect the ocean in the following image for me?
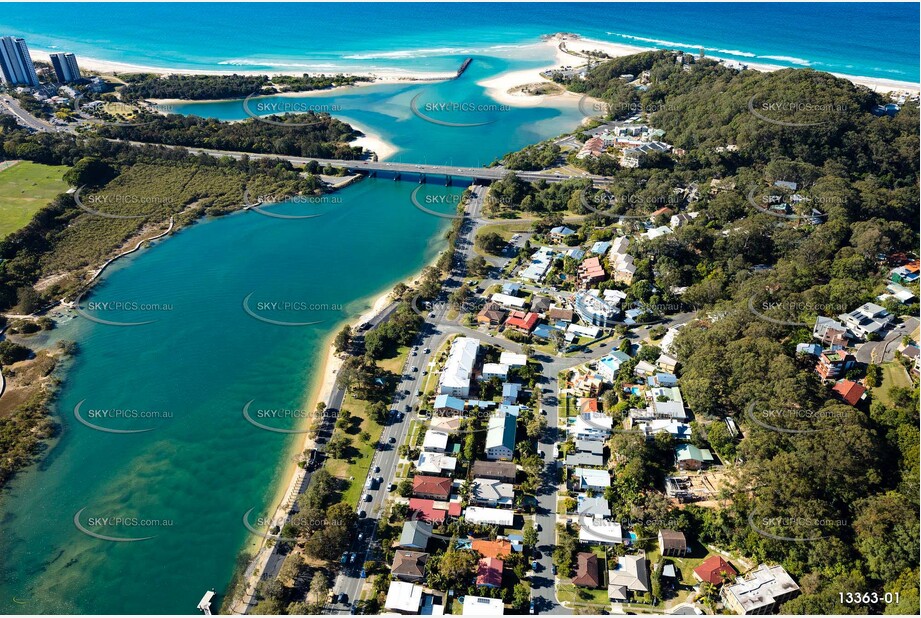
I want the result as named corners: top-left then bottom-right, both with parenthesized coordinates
top-left (0, 2), bottom-right (918, 81)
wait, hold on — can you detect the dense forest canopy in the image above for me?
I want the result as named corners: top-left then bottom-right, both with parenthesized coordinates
top-left (119, 73), bottom-right (371, 101)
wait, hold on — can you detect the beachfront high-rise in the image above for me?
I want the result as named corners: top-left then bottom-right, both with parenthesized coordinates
top-left (50, 52), bottom-right (81, 83)
top-left (0, 36), bottom-right (39, 87)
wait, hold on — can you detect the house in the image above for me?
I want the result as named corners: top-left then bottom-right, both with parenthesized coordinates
top-left (571, 372), bottom-right (603, 397)
top-left (413, 475), bottom-right (452, 500)
top-left (575, 467), bottom-right (611, 490)
top-left (481, 363), bottom-right (510, 381)
top-left (890, 262), bottom-right (920, 284)
top-left (416, 452), bottom-right (458, 475)
top-left (658, 530), bottom-right (688, 557)
top-left (608, 554), bottom-right (650, 600)
top-left (670, 212), bottom-right (694, 228)
top-left (566, 452), bottom-right (604, 467)
top-left (422, 430), bottom-right (450, 453)
top-left (530, 296), bottom-right (552, 314)
top-left (476, 302), bottom-right (507, 325)
top-left (500, 352), bottom-right (527, 367)
top-left (576, 440), bottom-right (604, 455)
top-left (611, 252), bottom-right (636, 284)
top-left (549, 226), bottom-right (577, 242)
top-left (471, 460), bottom-right (517, 484)
top-left (491, 292), bottom-right (527, 310)
top-left (434, 394), bottom-right (465, 415)
top-left (693, 555), bottom-right (737, 585)
top-left (485, 412), bottom-right (517, 460)
top-left (476, 557), bottom-right (504, 588)
top-left (501, 282), bottom-right (521, 296)
top-left (408, 498), bottom-right (449, 524)
top-left (430, 415), bottom-right (463, 434)
top-left (577, 136), bottom-right (605, 159)
top-left (638, 419), bottom-right (691, 440)
top-left (501, 382), bottom-right (521, 405)
top-left (579, 398), bottom-right (599, 414)
top-left (675, 444), bottom-right (713, 471)
top-left (569, 412), bottom-right (613, 442)
top-left (657, 354), bottom-right (679, 373)
top-left (634, 360), bottom-right (656, 377)
top-left (505, 310), bottom-right (540, 333)
top-left (832, 379), bottom-right (866, 406)
top-left (574, 291), bottom-right (620, 328)
top-left (644, 225), bottom-right (672, 240)
top-left (598, 350), bottom-right (631, 382)
top-left (813, 316), bottom-right (849, 348)
top-left (578, 256), bottom-right (607, 287)
top-left (568, 323), bottom-right (601, 340)
top-left (565, 247), bottom-right (586, 260)
top-left (721, 564), bottom-right (800, 615)
top-left (471, 477), bottom-right (514, 507)
top-left (461, 595), bottom-right (504, 615)
top-left (879, 282), bottom-right (916, 304)
top-left (591, 240), bottom-right (611, 255)
top-left (548, 306), bottom-right (575, 323)
top-left (647, 372), bottom-right (678, 388)
top-left (580, 516), bottom-right (625, 544)
top-left (385, 581), bottom-right (424, 614)
top-left (521, 247), bottom-right (556, 282)
top-left (795, 342), bottom-right (822, 356)
top-left (838, 302), bottom-right (893, 339)
top-left (464, 506), bottom-right (514, 526)
top-left (439, 337), bottom-right (480, 397)
top-left (816, 350), bottom-right (856, 380)
top-left (572, 552), bottom-right (601, 588)
top-left (471, 538), bottom-right (514, 560)
top-left (391, 550), bottom-right (430, 582)
top-left (773, 180), bottom-right (798, 191)
top-left (649, 206), bottom-right (674, 221)
top-left (651, 400), bottom-right (688, 421)
top-left (577, 495), bottom-right (611, 518)
top-left (398, 521), bottom-right (433, 550)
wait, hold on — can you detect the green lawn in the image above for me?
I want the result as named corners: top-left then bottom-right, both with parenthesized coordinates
top-left (872, 361), bottom-right (912, 406)
top-left (557, 582), bottom-right (610, 606)
top-left (0, 161), bottom-right (69, 238)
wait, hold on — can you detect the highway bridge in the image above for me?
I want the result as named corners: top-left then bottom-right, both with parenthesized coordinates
top-left (166, 145), bottom-right (611, 186)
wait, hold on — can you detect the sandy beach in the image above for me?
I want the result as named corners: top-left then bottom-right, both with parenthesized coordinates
top-left (478, 34), bottom-right (919, 107)
top-left (343, 118), bottom-right (399, 161)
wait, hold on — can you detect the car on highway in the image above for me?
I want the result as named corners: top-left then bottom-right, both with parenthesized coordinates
top-left (551, 564), bottom-right (557, 575)
top-left (389, 436), bottom-right (396, 444)
top-left (358, 510), bottom-right (366, 518)
top-left (364, 493), bottom-right (372, 502)
top-left (374, 465), bottom-right (380, 473)
top-left (411, 366), bottom-right (418, 372)
top-left (530, 600), bottom-right (535, 614)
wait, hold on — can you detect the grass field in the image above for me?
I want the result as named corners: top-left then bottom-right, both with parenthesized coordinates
top-left (0, 161), bottom-right (69, 238)
top-left (872, 361), bottom-right (912, 406)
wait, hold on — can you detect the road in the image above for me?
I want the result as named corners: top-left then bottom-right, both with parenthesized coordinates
top-left (855, 316), bottom-right (919, 364)
top-left (0, 95), bottom-right (60, 132)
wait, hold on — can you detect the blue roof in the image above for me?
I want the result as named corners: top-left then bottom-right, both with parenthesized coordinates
top-left (434, 394), bottom-right (464, 411)
top-left (502, 383), bottom-right (521, 396)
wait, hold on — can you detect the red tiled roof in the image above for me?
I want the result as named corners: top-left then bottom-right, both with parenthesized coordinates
top-left (471, 538), bottom-right (513, 560)
top-left (693, 555), bottom-right (737, 585)
top-left (408, 498), bottom-right (446, 523)
top-left (447, 501), bottom-right (463, 517)
top-left (832, 380), bottom-right (866, 406)
top-left (579, 398), bottom-right (599, 414)
top-left (412, 475), bottom-right (452, 499)
top-left (476, 557), bottom-right (504, 587)
top-left (505, 310), bottom-right (540, 332)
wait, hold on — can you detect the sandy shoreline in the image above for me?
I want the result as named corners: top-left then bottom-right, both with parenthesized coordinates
top-left (478, 34), bottom-right (918, 107)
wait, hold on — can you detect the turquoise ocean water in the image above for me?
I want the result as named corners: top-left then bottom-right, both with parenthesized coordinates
top-left (0, 3), bottom-right (917, 614)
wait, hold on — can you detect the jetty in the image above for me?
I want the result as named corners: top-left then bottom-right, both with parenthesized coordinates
top-left (197, 589), bottom-right (216, 615)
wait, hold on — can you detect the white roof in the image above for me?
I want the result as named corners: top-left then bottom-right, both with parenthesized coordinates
top-left (579, 516), bottom-right (624, 543)
top-left (499, 352), bottom-right (527, 367)
top-left (385, 581), bottom-right (423, 613)
top-left (416, 452), bottom-right (458, 474)
top-left (422, 430), bottom-right (450, 451)
top-left (440, 337), bottom-right (479, 390)
top-left (567, 323), bottom-right (601, 339)
top-left (576, 467), bottom-right (611, 488)
top-left (482, 362), bottom-right (509, 376)
top-left (465, 506), bottom-right (514, 526)
top-left (462, 595), bottom-right (504, 615)
top-left (491, 293), bottom-right (526, 308)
